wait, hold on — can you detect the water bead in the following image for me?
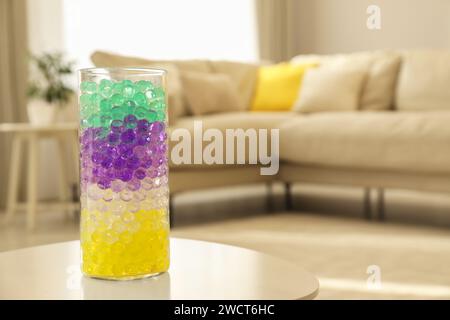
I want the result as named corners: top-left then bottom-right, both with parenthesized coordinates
top-left (122, 211), bottom-right (135, 223)
top-left (137, 119), bottom-right (150, 130)
top-left (134, 107), bottom-right (148, 120)
top-left (100, 99), bottom-right (112, 113)
top-left (127, 179), bottom-right (141, 191)
top-left (113, 157), bottom-right (126, 170)
top-left (145, 90), bottom-right (155, 100)
top-left (110, 120), bottom-right (123, 133)
top-left (101, 156), bottom-right (113, 169)
top-left (100, 115), bottom-right (113, 128)
top-left (90, 93), bottom-right (102, 109)
top-left (145, 110), bottom-right (158, 122)
top-left (80, 94), bottom-right (92, 109)
top-left (153, 87), bottom-right (165, 98)
top-left (122, 84), bottom-right (135, 99)
top-left (98, 179), bottom-right (112, 190)
top-left (134, 168), bottom-right (146, 180)
top-left (133, 92), bottom-right (147, 106)
top-left (150, 121), bottom-right (165, 134)
top-left (111, 106), bottom-right (125, 121)
top-left (81, 81), bottom-right (97, 94)
top-left (111, 180), bottom-right (126, 193)
top-left (141, 156), bottom-right (153, 169)
top-left (107, 132), bottom-right (120, 145)
top-left (156, 111), bottom-right (166, 122)
top-left (118, 168), bottom-right (133, 182)
top-left (124, 114), bottom-right (138, 129)
top-left (133, 145), bottom-right (147, 158)
top-left (120, 189), bottom-right (133, 202)
top-left (111, 94), bottom-right (125, 106)
top-left (120, 129), bottom-right (136, 144)
top-left (126, 202), bottom-right (140, 213)
top-left (136, 80), bottom-right (154, 93)
top-left (99, 79), bottom-right (114, 98)
top-left (126, 155), bottom-right (140, 170)
top-left (91, 152), bottom-right (104, 164)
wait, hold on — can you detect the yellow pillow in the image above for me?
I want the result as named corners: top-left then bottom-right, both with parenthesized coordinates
top-left (251, 62), bottom-right (317, 111)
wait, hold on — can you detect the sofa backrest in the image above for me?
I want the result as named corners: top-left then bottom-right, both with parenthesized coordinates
top-left (396, 50), bottom-right (450, 111)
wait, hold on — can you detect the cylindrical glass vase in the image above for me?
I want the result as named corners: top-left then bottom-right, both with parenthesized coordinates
top-left (78, 68), bottom-right (170, 280)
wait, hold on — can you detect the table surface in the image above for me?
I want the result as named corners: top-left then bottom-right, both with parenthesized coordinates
top-left (0, 239), bottom-right (319, 300)
top-left (0, 122), bottom-right (78, 133)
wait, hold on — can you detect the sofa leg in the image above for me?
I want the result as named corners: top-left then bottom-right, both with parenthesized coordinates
top-left (377, 188), bottom-right (386, 222)
top-left (285, 182), bottom-right (293, 211)
top-left (363, 188), bottom-right (372, 220)
top-left (266, 182), bottom-right (275, 213)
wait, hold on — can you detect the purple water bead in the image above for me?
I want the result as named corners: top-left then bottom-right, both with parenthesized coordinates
top-left (98, 178), bottom-right (112, 190)
top-left (141, 156), bottom-right (153, 169)
top-left (137, 119), bottom-right (150, 132)
top-left (150, 121), bottom-right (165, 134)
top-left (101, 155), bottom-right (113, 169)
top-left (126, 155), bottom-right (140, 170)
top-left (134, 168), bottom-right (146, 180)
top-left (133, 145), bottom-right (148, 158)
top-left (91, 152), bottom-right (104, 164)
top-left (108, 132), bottom-right (120, 145)
top-left (117, 168), bottom-right (133, 182)
top-left (113, 157), bottom-right (127, 169)
top-left (120, 129), bottom-right (136, 144)
top-left (136, 135), bottom-right (150, 146)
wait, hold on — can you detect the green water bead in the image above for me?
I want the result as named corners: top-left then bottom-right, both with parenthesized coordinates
top-left (88, 115), bottom-right (102, 127)
top-left (99, 79), bottom-right (114, 98)
top-left (145, 110), bottom-right (158, 122)
top-left (122, 84), bottom-right (135, 99)
top-left (134, 107), bottom-right (147, 120)
top-left (111, 94), bottom-right (125, 107)
top-left (111, 106), bottom-right (126, 121)
top-left (153, 87), bottom-right (165, 97)
top-left (100, 99), bottom-right (112, 114)
top-left (112, 82), bottom-right (124, 95)
top-left (80, 94), bottom-right (92, 109)
top-left (100, 115), bottom-right (113, 128)
top-left (133, 92), bottom-right (147, 106)
top-left (136, 80), bottom-right (154, 93)
top-left (90, 93), bottom-right (102, 109)
top-left (81, 81), bottom-right (97, 94)
top-left (156, 111), bottom-right (166, 122)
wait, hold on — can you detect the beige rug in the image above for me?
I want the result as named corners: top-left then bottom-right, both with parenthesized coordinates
top-left (173, 212), bottom-right (450, 300)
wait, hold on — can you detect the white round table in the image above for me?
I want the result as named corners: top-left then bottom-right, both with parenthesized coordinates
top-left (0, 238), bottom-right (319, 300)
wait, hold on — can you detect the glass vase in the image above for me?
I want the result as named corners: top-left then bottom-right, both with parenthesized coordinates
top-left (78, 68), bottom-right (170, 280)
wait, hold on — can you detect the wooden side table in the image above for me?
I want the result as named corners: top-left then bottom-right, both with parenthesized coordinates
top-left (0, 123), bottom-right (79, 230)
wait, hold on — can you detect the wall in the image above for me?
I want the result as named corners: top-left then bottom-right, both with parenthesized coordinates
top-left (295, 0), bottom-right (450, 54)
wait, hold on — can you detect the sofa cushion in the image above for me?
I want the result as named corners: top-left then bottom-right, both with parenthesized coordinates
top-left (251, 62), bottom-right (316, 112)
top-left (280, 112), bottom-right (450, 174)
top-left (291, 51), bottom-right (401, 111)
top-left (170, 112), bottom-right (292, 169)
top-left (181, 71), bottom-right (244, 115)
top-left (209, 60), bottom-right (259, 110)
top-left (293, 63), bottom-right (367, 113)
top-left (396, 50), bottom-right (450, 111)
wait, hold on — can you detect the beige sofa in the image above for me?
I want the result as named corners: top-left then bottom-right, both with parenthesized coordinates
top-left (91, 50), bottom-right (450, 213)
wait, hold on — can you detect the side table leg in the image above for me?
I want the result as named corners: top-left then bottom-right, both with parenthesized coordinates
top-left (27, 135), bottom-right (39, 231)
top-left (5, 135), bottom-right (23, 224)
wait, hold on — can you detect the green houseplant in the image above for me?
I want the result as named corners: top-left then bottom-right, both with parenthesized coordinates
top-left (27, 52), bottom-right (75, 125)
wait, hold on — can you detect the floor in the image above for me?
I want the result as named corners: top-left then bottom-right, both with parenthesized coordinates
top-left (0, 187), bottom-right (450, 299)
